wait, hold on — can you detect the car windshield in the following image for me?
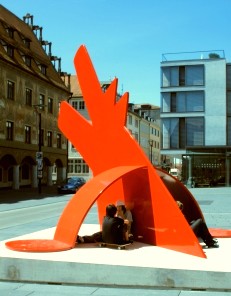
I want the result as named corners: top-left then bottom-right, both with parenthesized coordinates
top-left (67, 178), bottom-right (77, 184)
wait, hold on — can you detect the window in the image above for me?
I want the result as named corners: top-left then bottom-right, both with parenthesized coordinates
top-left (26, 88), bottom-right (32, 106)
top-left (135, 119), bottom-right (139, 128)
top-left (79, 101), bottom-right (85, 110)
top-left (228, 117), bottom-right (231, 145)
top-left (5, 45), bottom-right (14, 57)
top-left (57, 133), bottom-right (62, 148)
top-left (72, 101), bottom-right (85, 110)
top-left (25, 126), bottom-right (31, 143)
top-left (7, 80), bottom-right (15, 100)
top-left (23, 55), bottom-right (31, 67)
top-left (72, 101), bottom-right (78, 110)
top-left (179, 66), bottom-right (185, 86)
top-left (227, 91), bottom-right (231, 145)
top-left (68, 159), bottom-right (89, 174)
top-left (48, 97), bottom-right (53, 113)
top-left (47, 131), bottom-right (52, 147)
top-left (6, 121), bottom-right (14, 140)
top-left (39, 94), bottom-right (45, 110)
top-left (38, 64), bottom-right (46, 75)
top-left (128, 115), bottom-right (132, 125)
top-left (134, 132), bottom-right (139, 141)
top-left (186, 117), bottom-right (204, 146)
top-left (162, 91), bottom-right (204, 113)
top-left (23, 38), bottom-right (31, 48)
top-left (162, 65), bottom-right (204, 87)
top-left (162, 117), bottom-right (204, 149)
top-left (6, 27), bottom-right (14, 38)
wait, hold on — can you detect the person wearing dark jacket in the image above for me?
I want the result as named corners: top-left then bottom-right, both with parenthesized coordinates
top-left (77, 204), bottom-right (129, 244)
top-left (102, 204), bottom-right (128, 244)
top-left (176, 201), bottom-right (219, 248)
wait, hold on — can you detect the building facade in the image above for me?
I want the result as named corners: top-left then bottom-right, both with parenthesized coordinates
top-left (0, 5), bottom-right (71, 190)
top-left (160, 50), bottom-right (231, 186)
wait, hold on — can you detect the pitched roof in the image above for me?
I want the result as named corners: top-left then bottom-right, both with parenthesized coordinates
top-left (0, 5), bottom-right (69, 92)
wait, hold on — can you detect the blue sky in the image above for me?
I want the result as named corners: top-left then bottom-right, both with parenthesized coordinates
top-left (1, 0), bottom-right (231, 106)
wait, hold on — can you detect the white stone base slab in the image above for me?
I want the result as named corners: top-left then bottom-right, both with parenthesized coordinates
top-left (0, 224), bottom-right (230, 290)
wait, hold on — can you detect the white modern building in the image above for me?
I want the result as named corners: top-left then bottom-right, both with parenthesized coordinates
top-left (160, 50), bottom-right (231, 186)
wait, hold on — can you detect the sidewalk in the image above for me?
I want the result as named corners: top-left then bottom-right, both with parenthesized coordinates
top-left (0, 185), bottom-right (59, 203)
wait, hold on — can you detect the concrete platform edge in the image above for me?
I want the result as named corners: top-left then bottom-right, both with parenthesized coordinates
top-left (0, 257), bottom-right (230, 291)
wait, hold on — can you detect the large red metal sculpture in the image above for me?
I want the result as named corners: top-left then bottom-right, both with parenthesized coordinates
top-left (6, 46), bottom-right (218, 258)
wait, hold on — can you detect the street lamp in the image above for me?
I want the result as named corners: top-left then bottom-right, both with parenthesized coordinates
top-left (149, 139), bottom-right (154, 164)
top-left (34, 104), bottom-right (46, 194)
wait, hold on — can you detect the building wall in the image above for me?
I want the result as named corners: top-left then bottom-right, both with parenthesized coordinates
top-left (0, 5), bottom-right (70, 189)
top-left (204, 59), bottom-right (226, 145)
top-left (160, 52), bottom-right (231, 185)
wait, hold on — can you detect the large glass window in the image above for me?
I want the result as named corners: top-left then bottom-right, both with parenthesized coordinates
top-left (228, 117), bottom-right (231, 145)
top-left (162, 91), bottom-right (204, 113)
top-left (228, 91), bottom-right (231, 145)
top-left (186, 118), bottom-right (204, 146)
top-left (186, 66), bottom-right (204, 86)
top-left (162, 65), bottom-right (204, 87)
top-left (162, 117), bottom-right (204, 149)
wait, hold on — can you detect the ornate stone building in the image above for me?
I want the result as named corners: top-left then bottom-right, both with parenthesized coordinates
top-left (0, 5), bottom-right (71, 189)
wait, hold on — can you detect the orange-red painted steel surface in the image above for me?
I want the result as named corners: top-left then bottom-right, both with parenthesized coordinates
top-left (6, 45), bottom-right (223, 258)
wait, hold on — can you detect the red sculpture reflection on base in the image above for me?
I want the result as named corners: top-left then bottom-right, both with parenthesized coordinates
top-left (7, 45), bottom-right (221, 258)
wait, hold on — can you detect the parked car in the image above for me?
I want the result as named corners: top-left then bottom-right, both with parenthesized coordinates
top-left (210, 176), bottom-right (226, 187)
top-left (57, 177), bottom-right (86, 194)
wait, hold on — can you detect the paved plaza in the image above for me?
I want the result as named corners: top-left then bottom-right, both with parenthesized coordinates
top-left (0, 186), bottom-right (231, 295)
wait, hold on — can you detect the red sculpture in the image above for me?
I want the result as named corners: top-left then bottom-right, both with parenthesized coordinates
top-left (6, 45), bottom-right (218, 258)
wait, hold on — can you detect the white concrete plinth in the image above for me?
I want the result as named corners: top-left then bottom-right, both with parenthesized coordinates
top-left (0, 224), bottom-right (230, 291)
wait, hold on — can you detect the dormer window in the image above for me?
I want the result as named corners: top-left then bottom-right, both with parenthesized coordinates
top-left (6, 27), bottom-right (14, 38)
top-left (23, 55), bottom-right (31, 67)
top-left (38, 64), bottom-right (47, 75)
top-left (23, 38), bottom-right (31, 49)
top-left (2, 43), bottom-right (14, 58)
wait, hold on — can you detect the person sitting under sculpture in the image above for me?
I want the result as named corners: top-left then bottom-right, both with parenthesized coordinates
top-left (176, 201), bottom-right (219, 248)
top-left (116, 200), bottom-right (133, 236)
top-left (102, 203), bottom-right (130, 244)
top-left (77, 203), bottom-right (130, 244)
